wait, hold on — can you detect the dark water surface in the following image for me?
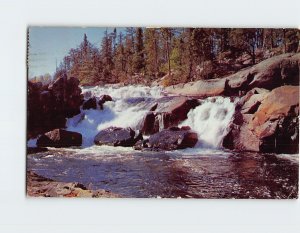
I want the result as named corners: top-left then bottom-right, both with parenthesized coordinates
top-left (27, 147), bottom-right (299, 198)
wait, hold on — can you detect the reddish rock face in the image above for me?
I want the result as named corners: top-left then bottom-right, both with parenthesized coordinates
top-left (37, 129), bottom-right (82, 148)
top-left (223, 85), bottom-right (299, 153)
top-left (28, 75), bottom-right (83, 138)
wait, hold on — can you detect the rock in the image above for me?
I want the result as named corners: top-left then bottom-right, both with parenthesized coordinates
top-left (140, 97), bottom-right (200, 135)
top-left (141, 112), bottom-right (156, 135)
top-left (82, 97), bottom-right (97, 110)
top-left (28, 75), bottom-right (83, 138)
top-left (37, 129), bottom-right (82, 148)
top-left (133, 139), bottom-right (149, 150)
top-left (147, 127), bottom-right (198, 150)
top-left (27, 147), bottom-right (48, 154)
top-left (27, 171), bottom-right (120, 198)
top-left (94, 127), bottom-right (138, 147)
top-left (165, 78), bottom-right (227, 97)
top-left (240, 93), bottom-right (268, 114)
top-left (226, 53), bottom-right (300, 94)
top-left (165, 53), bottom-right (299, 97)
top-left (223, 85), bottom-right (299, 153)
top-left (98, 95), bottom-right (113, 109)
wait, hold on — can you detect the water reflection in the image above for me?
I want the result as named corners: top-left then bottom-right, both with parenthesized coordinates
top-left (27, 149), bottom-right (298, 198)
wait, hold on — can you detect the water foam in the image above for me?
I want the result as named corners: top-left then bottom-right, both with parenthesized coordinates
top-left (179, 97), bottom-right (236, 149)
top-left (81, 85), bottom-right (163, 99)
top-left (67, 85), bottom-right (164, 147)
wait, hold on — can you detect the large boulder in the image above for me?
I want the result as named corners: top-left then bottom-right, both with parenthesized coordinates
top-left (226, 53), bottom-right (300, 94)
top-left (223, 85), bottom-right (299, 153)
top-left (28, 75), bottom-right (83, 138)
top-left (146, 127), bottom-right (198, 150)
top-left (140, 96), bottom-right (199, 135)
top-left (36, 129), bottom-right (82, 148)
top-left (94, 127), bottom-right (141, 147)
top-left (48, 76), bottom-right (82, 117)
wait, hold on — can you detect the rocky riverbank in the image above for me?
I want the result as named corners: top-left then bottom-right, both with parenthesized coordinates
top-left (27, 171), bottom-right (120, 198)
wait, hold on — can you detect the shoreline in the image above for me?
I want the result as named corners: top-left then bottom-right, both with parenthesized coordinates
top-left (26, 171), bottom-right (120, 198)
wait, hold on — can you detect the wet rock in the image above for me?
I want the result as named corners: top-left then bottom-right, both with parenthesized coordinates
top-left (27, 147), bottom-right (48, 154)
top-left (37, 129), bottom-right (82, 148)
top-left (141, 97), bottom-right (200, 135)
top-left (82, 97), bottom-right (97, 110)
top-left (223, 85), bottom-right (299, 153)
top-left (133, 139), bottom-right (149, 150)
top-left (94, 127), bottom-right (138, 147)
top-left (147, 127), bottom-right (198, 150)
top-left (98, 94), bottom-right (113, 109)
top-left (141, 112), bottom-right (156, 135)
top-left (27, 171), bottom-right (120, 198)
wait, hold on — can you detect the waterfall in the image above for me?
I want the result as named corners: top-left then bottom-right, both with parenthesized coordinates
top-left (179, 97), bottom-right (236, 149)
top-left (66, 85), bottom-right (163, 147)
top-left (29, 84), bottom-right (236, 150)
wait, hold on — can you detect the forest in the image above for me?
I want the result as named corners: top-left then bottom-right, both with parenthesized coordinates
top-left (32, 28), bottom-right (300, 86)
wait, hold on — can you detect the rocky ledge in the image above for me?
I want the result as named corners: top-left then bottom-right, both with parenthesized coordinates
top-left (165, 53), bottom-right (299, 97)
top-left (223, 85), bottom-right (299, 153)
top-left (27, 171), bottom-right (120, 198)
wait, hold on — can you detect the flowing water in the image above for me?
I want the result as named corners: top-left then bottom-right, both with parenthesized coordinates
top-left (27, 85), bottom-right (299, 198)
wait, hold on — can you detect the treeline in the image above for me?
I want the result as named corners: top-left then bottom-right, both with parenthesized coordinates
top-left (54, 28), bottom-right (300, 86)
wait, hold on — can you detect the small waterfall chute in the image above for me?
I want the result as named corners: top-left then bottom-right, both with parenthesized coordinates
top-left (179, 97), bottom-right (236, 149)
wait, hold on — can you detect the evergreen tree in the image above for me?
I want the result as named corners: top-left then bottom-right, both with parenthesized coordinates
top-left (144, 28), bottom-right (160, 77)
top-left (100, 29), bottom-right (114, 83)
top-left (133, 27), bottom-right (145, 73)
top-left (160, 28), bottom-right (174, 76)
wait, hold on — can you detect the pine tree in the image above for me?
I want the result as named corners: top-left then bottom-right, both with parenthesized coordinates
top-left (144, 28), bottom-right (160, 77)
top-left (160, 28), bottom-right (174, 76)
top-left (100, 29), bottom-right (114, 83)
top-left (133, 27), bottom-right (145, 73)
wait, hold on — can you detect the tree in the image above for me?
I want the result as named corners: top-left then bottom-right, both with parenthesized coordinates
top-left (283, 29), bottom-right (299, 53)
top-left (160, 28), bottom-right (174, 76)
top-left (229, 29), bottom-right (259, 64)
top-left (144, 28), bottom-right (160, 77)
top-left (133, 27), bottom-right (145, 73)
top-left (100, 29), bottom-right (114, 83)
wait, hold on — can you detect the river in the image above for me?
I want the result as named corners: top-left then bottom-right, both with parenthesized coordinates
top-left (27, 85), bottom-right (299, 198)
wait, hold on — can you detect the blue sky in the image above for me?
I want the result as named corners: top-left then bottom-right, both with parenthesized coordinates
top-left (28, 27), bottom-right (123, 78)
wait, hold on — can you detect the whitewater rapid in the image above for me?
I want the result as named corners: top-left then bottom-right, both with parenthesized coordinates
top-left (28, 85), bottom-right (237, 151)
top-left (179, 97), bottom-right (236, 148)
top-left (66, 85), bottom-right (164, 146)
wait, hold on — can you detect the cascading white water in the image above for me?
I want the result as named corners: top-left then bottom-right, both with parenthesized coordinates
top-left (28, 84), bottom-right (236, 150)
top-left (66, 85), bottom-right (164, 147)
top-left (179, 97), bottom-right (236, 149)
